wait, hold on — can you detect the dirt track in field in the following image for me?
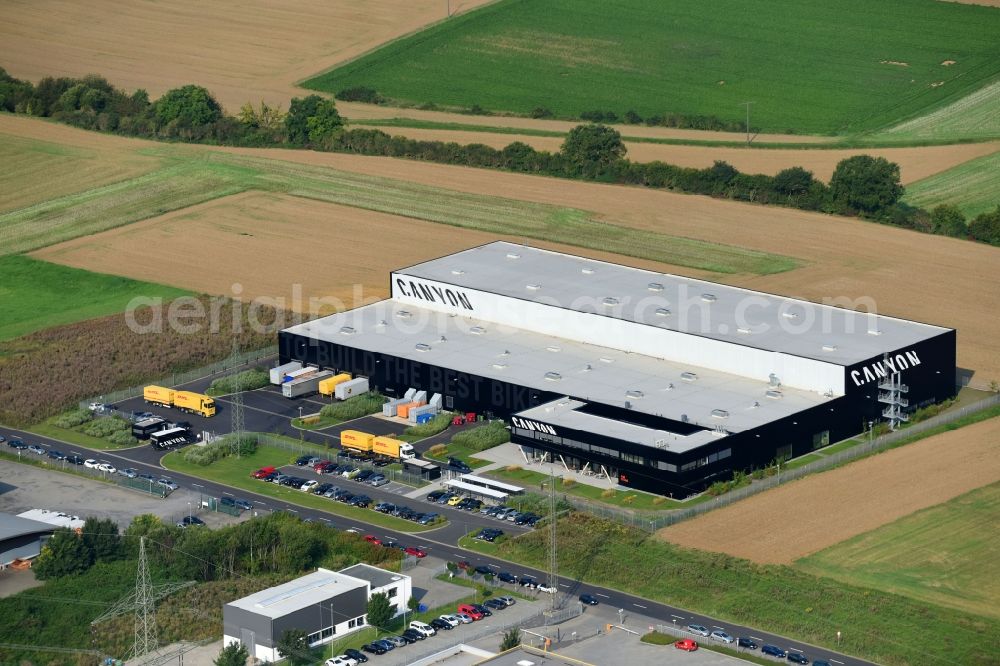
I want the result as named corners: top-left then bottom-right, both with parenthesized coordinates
top-left (352, 125), bottom-right (1000, 183)
top-left (4, 113), bottom-right (999, 385)
top-left (657, 416), bottom-right (1000, 564)
top-left (0, 0), bottom-right (495, 112)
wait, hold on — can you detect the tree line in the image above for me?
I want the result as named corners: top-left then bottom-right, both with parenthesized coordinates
top-left (2, 67), bottom-right (997, 246)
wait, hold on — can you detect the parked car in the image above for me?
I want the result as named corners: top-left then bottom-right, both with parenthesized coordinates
top-left (364, 535), bottom-right (382, 546)
top-left (454, 612), bottom-right (474, 624)
top-left (83, 458), bottom-right (99, 468)
top-left (787, 654), bottom-right (809, 665)
top-left (711, 630), bottom-right (735, 644)
top-left (418, 513), bottom-right (438, 525)
top-left (97, 462), bottom-right (117, 474)
top-left (375, 502), bottom-right (395, 513)
top-left (7, 438), bottom-right (27, 450)
top-left (48, 450), bottom-right (67, 460)
top-left (448, 457), bottom-right (472, 473)
top-left (426, 490), bottom-right (447, 502)
top-left (137, 473), bottom-right (156, 483)
top-left (409, 621), bottom-right (436, 637)
top-left (294, 454), bottom-right (314, 466)
top-left (537, 583), bottom-right (557, 594)
top-left (483, 598), bottom-right (506, 610)
top-left (456, 604), bottom-right (483, 620)
top-left (177, 516), bottom-right (205, 528)
top-left (270, 473), bottom-right (289, 484)
top-left (368, 474), bottom-right (388, 487)
top-left (404, 546), bottom-right (427, 558)
top-left (313, 483), bottom-right (334, 495)
top-left (447, 495), bottom-right (465, 506)
top-left (812, 661), bottom-right (831, 666)
top-left (430, 617), bottom-right (453, 631)
top-left (361, 643), bottom-right (386, 655)
top-left (156, 478), bottom-right (179, 491)
top-left (118, 467), bottom-right (138, 478)
top-left (66, 455), bottom-right (85, 465)
top-left (323, 486), bottom-right (341, 498)
top-left (514, 512), bottom-right (538, 525)
top-left (27, 444), bottom-right (45, 455)
top-left (437, 614), bottom-right (460, 628)
top-left (324, 657), bottom-right (357, 666)
top-left (519, 576), bottom-right (538, 589)
top-left (355, 469), bottom-right (375, 482)
top-left (497, 572), bottom-right (518, 584)
top-left (762, 645), bottom-right (787, 658)
top-left (675, 639), bottom-right (699, 652)
top-left (686, 624), bottom-right (710, 637)
top-left (737, 637), bottom-right (759, 650)
top-left (497, 596), bottom-right (515, 607)
top-left (579, 594), bottom-right (599, 605)
top-left (474, 564), bottom-right (494, 575)
top-left (471, 603), bottom-right (492, 617)
top-left (300, 480), bottom-right (319, 492)
top-left (252, 466), bottom-right (276, 478)
top-left (343, 648), bottom-right (367, 664)
top-left (371, 638), bottom-right (394, 652)
top-left (388, 634), bottom-right (411, 646)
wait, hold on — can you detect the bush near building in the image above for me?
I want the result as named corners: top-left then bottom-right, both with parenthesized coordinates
top-left (319, 391), bottom-right (386, 421)
top-left (449, 420), bottom-right (510, 451)
top-left (207, 368), bottom-right (270, 396)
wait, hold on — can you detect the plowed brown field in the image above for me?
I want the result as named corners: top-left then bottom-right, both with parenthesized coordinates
top-left (0, 0), bottom-right (494, 112)
top-left (352, 125), bottom-right (1000, 183)
top-left (657, 416), bottom-right (1000, 564)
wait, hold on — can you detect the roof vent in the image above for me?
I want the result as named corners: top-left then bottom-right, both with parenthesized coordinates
top-left (648, 282), bottom-right (664, 292)
top-left (581, 267), bottom-right (595, 275)
top-left (822, 344), bottom-right (837, 352)
top-left (339, 326), bottom-right (355, 335)
top-left (583, 364), bottom-right (593, 372)
top-left (506, 252), bottom-right (521, 260)
top-left (396, 310), bottom-right (412, 319)
top-left (701, 293), bottom-right (717, 303)
top-left (681, 414), bottom-right (690, 423)
top-left (868, 328), bottom-right (882, 336)
top-left (602, 296), bottom-right (621, 306)
top-left (711, 409), bottom-right (730, 419)
top-left (492, 363), bottom-right (508, 370)
top-left (599, 356), bottom-right (615, 364)
top-left (546, 345), bottom-right (561, 352)
top-left (625, 390), bottom-right (644, 399)
top-left (544, 372), bottom-right (562, 381)
top-left (765, 389), bottom-right (783, 399)
top-left (415, 343), bottom-right (432, 352)
top-left (768, 373), bottom-right (781, 387)
top-left (624, 401), bottom-right (632, 409)
top-left (737, 327), bottom-right (751, 334)
top-left (377, 320), bottom-right (388, 327)
top-left (655, 308), bottom-right (671, 317)
top-left (681, 371), bottom-right (698, 382)
top-left (752, 401), bottom-right (761, 408)
top-left (499, 350), bottom-right (510, 357)
top-left (526, 283), bottom-right (541, 291)
top-left (662, 383), bottom-right (675, 391)
top-left (469, 326), bottom-right (486, 335)
top-left (439, 335), bottom-right (447, 343)
top-left (451, 269), bottom-right (465, 275)
top-left (782, 311), bottom-right (799, 320)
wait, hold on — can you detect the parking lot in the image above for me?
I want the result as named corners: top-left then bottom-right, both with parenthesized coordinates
top-left (0, 461), bottom-right (246, 529)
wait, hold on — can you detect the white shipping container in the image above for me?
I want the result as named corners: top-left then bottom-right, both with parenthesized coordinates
top-left (269, 361), bottom-right (303, 385)
top-left (335, 377), bottom-right (370, 400)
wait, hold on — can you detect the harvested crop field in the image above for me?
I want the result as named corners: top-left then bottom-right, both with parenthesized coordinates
top-left (0, 0), bottom-right (495, 111)
top-left (352, 124), bottom-right (1000, 183)
top-left (212, 145), bottom-right (1000, 385)
top-left (657, 416), bottom-right (1000, 565)
top-left (30, 191), bottom-right (504, 313)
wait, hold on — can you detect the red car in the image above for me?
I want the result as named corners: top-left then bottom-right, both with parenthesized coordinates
top-left (675, 639), bottom-right (699, 652)
top-left (404, 546), bottom-right (427, 558)
top-left (456, 560), bottom-right (472, 571)
top-left (364, 535), bottom-right (382, 546)
top-left (252, 466), bottom-right (276, 479)
top-left (313, 460), bottom-right (333, 472)
top-left (456, 604), bottom-right (483, 620)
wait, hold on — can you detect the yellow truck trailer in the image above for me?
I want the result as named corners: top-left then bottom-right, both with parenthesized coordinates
top-left (143, 385), bottom-right (175, 408)
top-left (373, 436), bottom-right (416, 460)
top-left (318, 373), bottom-right (352, 397)
top-left (340, 430), bottom-right (375, 453)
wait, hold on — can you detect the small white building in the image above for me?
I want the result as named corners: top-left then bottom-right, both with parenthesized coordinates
top-left (223, 564), bottom-right (411, 663)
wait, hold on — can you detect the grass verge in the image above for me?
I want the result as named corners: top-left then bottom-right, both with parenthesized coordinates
top-left (424, 443), bottom-right (491, 469)
top-left (26, 418), bottom-right (136, 451)
top-left (160, 444), bottom-right (438, 532)
top-left (641, 631), bottom-right (774, 665)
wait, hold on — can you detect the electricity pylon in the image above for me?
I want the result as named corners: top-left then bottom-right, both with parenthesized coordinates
top-left (229, 339), bottom-right (245, 456)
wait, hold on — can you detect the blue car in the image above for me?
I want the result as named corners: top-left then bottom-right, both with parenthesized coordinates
top-left (762, 644), bottom-right (787, 658)
top-left (787, 654), bottom-right (809, 665)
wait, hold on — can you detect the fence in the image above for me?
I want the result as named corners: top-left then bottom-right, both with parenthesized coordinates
top-left (78, 346), bottom-right (278, 410)
top-left (564, 393), bottom-right (1000, 531)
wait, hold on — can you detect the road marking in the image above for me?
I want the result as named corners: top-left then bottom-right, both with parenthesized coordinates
top-left (596, 593), bottom-right (609, 599)
top-left (788, 647), bottom-right (803, 652)
top-left (830, 660), bottom-right (844, 664)
top-left (633, 604), bottom-right (647, 609)
top-left (559, 583), bottom-right (570, 588)
top-left (671, 614), bottom-right (685, 620)
top-left (750, 636), bottom-right (764, 641)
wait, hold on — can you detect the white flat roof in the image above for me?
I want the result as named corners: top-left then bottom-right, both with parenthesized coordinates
top-left (459, 474), bottom-right (524, 493)
top-left (397, 242), bottom-right (949, 366)
top-left (227, 567), bottom-right (366, 619)
top-left (283, 300), bottom-right (831, 434)
top-left (445, 479), bottom-right (508, 500)
top-left (16, 509), bottom-right (85, 530)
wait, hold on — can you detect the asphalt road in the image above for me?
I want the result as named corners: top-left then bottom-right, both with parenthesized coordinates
top-left (3, 423), bottom-right (870, 666)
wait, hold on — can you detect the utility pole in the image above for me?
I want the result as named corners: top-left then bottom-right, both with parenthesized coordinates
top-left (229, 339), bottom-right (245, 457)
top-left (741, 101), bottom-right (754, 147)
top-left (548, 466), bottom-right (558, 610)
top-left (133, 537), bottom-right (157, 660)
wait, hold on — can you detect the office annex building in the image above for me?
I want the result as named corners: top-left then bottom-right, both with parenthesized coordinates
top-left (281, 242), bottom-right (956, 497)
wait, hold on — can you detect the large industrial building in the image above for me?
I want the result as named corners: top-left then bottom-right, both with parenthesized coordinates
top-left (280, 242), bottom-right (956, 497)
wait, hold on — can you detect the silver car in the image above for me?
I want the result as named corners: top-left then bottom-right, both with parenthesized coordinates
top-left (687, 624), bottom-right (710, 637)
top-left (710, 630), bottom-right (735, 643)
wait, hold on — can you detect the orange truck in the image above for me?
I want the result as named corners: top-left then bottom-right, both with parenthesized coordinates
top-left (143, 385), bottom-right (216, 417)
top-left (340, 430), bottom-right (375, 454)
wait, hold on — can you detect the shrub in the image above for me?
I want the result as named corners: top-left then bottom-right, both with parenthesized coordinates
top-left (182, 435), bottom-right (257, 466)
top-left (301, 415), bottom-right (320, 425)
top-left (106, 430), bottom-right (138, 447)
top-left (402, 412), bottom-right (453, 438)
top-left (505, 465), bottom-right (522, 472)
top-left (449, 421), bottom-right (509, 451)
top-left (52, 409), bottom-right (92, 429)
top-left (969, 205), bottom-right (1000, 246)
top-left (428, 443), bottom-right (448, 457)
top-left (622, 495), bottom-right (636, 505)
top-left (561, 477), bottom-right (576, 488)
top-left (334, 86), bottom-right (384, 104)
top-left (83, 416), bottom-right (130, 438)
top-left (207, 368), bottom-right (269, 395)
top-left (601, 488), bottom-right (616, 498)
top-left (319, 391), bottom-right (385, 421)
top-left (530, 107), bottom-right (553, 119)
top-left (640, 631), bottom-right (674, 646)
top-left (652, 496), bottom-right (667, 506)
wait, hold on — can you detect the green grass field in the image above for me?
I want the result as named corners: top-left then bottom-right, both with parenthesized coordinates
top-left (0, 255), bottom-right (191, 341)
top-left (305, 0), bottom-right (1000, 135)
top-left (796, 483), bottom-right (1000, 620)
top-left (0, 139), bottom-right (798, 275)
top-left (876, 80), bottom-right (1000, 143)
top-left (161, 444), bottom-right (437, 532)
top-left (902, 149), bottom-right (1000, 218)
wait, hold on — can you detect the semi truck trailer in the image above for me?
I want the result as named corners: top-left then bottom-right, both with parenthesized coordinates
top-left (340, 430), bottom-right (375, 454)
top-left (281, 370), bottom-right (333, 398)
top-left (269, 361), bottom-right (303, 385)
top-left (318, 373), bottom-right (352, 397)
top-left (143, 386), bottom-right (216, 417)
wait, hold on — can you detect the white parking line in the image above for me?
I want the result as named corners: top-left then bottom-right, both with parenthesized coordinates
top-left (596, 593), bottom-right (609, 599)
top-left (750, 636), bottom-right (764, 641)
top-left (633, 604), bottom-right (647, 609)
top-left (670, 614), bottom-right (685, 620)
top-left (713, 625), bottom-right (724, 630)
top-left (830, 660), bottom-right (844, 665)
top-left (559, 583), bottom-right (570, 588)
top-left (788, 647), bottom-right (803, 652)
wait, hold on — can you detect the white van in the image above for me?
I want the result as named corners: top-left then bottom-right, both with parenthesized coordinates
top-left (410, 620), bottom-right (436, 637)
